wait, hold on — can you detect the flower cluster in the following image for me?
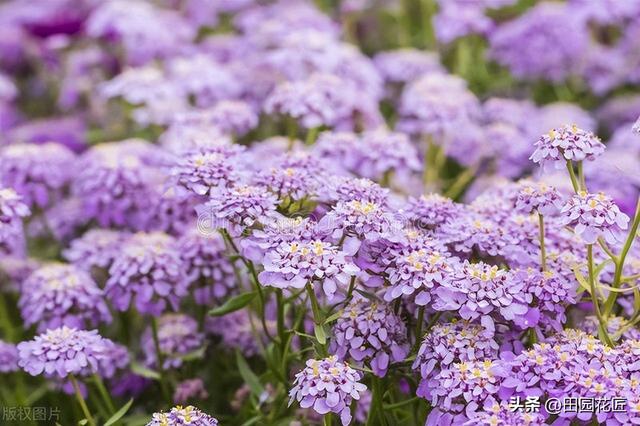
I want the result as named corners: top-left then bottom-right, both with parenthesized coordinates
top-left (143, 314), bottom-right (205, 370)
top-left (289, 356), bottom-right (367, 426)
top-left (531, 125), bottom-right (606, 170)
top-left (146, 405), bottom-right (218, 426)
top-left (330, 297), bottom-right (409, 377)
top-left (560, 191), bottom-right (630, 244)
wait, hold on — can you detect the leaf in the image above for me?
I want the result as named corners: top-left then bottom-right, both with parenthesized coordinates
top-left (236, 351), bottom-right (264, 397)
top-left (314, 323), bottom-right (327, 345)
top-left (572, 265), bottom-right (591, 295)
top-left (180, 346), bottom-right (206, 361)
top-left (105, 398), bottom-right (134, 426)
top-left (131, 362), bottom-right (161, 380)
top-left (634, 287), bottom-right (640, 312)
top-left (78, 420), bottom-right (88, 425)
top-left (355, 289), bottom-right (381, 302)
top-left (240, 416), bottom-right (263, 426)
top-left (209, 292), bottom-right (256, 316)
top-left (323, 310), bottom-right (343, 325)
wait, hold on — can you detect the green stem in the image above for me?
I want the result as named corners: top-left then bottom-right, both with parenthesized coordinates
top-left (276, 289), bottom-right (286, 347)
top-left (70, 375), bottom-right (95, 426)
top-left (323, 413), bottom-right (333, 426)
top-left (577, 161), bottom-right (586, 191)
top-left (566, 161), bottom-right (580, 193)
top-left (587, 245), bottom-right (613, 346)
top-left (412, 307), bottom-right (425, 352)
top-left (538, 213), bottom-right (546, 272)
top-left (0, 293), bottom-right (15, 341)
top-left (604, 197), bottom-right (640, 316)
top-left (92, 373), bottom-right (115, 414)
top-left (367, 376), bottom-right (387, 426)
top-left (305, 127), bottom-right (320, 145)
top-left (305, 283), bottom-right (327, 356)
top-left (151, 317), bottom-right (172, 402)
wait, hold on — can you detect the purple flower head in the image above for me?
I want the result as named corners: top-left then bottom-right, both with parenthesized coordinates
top-left (252, 152), bottom-right (325, 201)
top-left (73, 141), bottom-right (165, 229)
top-left (413, 321), bottom-right (500, 398)
top-left (403, 193), bottom-right (463, 230)
top-left (87, 0), bottom-right (195, 66)
top-left (518, 269), bottom-right (575, 333)
top-left (318, 199), bottom-right (403, 248)
top-left (166, 54), bottom-right (242, 108)
top-left (489, 2), bottom-right (588, 82)
top-left (258, 240), bottom-right (359, 301)
top-left (174, 378), bottom-right (209, 404)
top-left (434, 1), bottom-right (494, 44)
top-left (197, 185), bottom-right (278, 237)
top-left (63, 229), bottom-right (129, 273)
top-left (264, 73), bottom-right (381, 130)
top-left (8, 116), bottom-right (87, 153)
top-left (426, 360), bottom-right (506, 423)
top-left (106, 232), bottom-right (190, 316)
top-left (17, 327), bottom-right (116, 379)
top-left (206, 308), bottom-right (275, 357)
top-left (433, 262), bottom-right (531, 335)
top-left (384, 243), bottom-right (457, 306)
top-left (317, 176), bottom-right (390, 206)
top-left (177, 228), bottom-right (235, 305)
top-left (206, 100), bottom-right (259, 137)
top-left (0, 142), bottom-right (76, 208)
top-left (437, 213), bottom-right (506, 258)
top-left (289, 356), bottom-right (367, 426)
top-left (0, 340), bottom-right (18, 373)
top-left (0, 187), bottom-right (29, 250)
top-left (314, 130), bottom-right (420, 181)
top-left (0, 257), bottom-right (40, 292)
top-left (397, 73), bottom-right (480, 138)
top-left (530, 124), bottom-right (605, 170)
top-left (330, 297), bottom-right (409, 377)
top-left (20, 263), bottom-right (112, 332)
top-left (515, 180), bottom-right (563, 216)
top-left (634, 116), bottom-right (640, 134)
top-left (143, 314), bottom-right (204, 370)
top-left (170, 144), bottom-right (245, 196)
top-left (159, 115), bottom-right (230, 154)
top-left (560, 191), bottom-right (630, 244)
top-left (373, 49), bottom-right (444, 86)
top-left (146, 405), bottom-right (218, 426)
top-left (98, 340), bottom-right (130, 379)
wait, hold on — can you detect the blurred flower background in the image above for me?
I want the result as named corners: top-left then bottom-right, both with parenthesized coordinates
top-left (2, 0), bottom-right (640, 425)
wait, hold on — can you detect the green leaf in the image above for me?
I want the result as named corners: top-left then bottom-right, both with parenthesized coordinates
top-left (180, 346), bottom-right (206, 361)
top-left (105, 398), bottom-right (134, 426)
top-left (240, 416), bottom-right (263, 426)
top-left (236, 351), bottom-right (264, 397)
top-left (634, 287), bottom-right (640, 312)
top-left (131, 362), bottom-right (161, 380)
top-left (323, 310), bottom-right (343, 325)
top-left (572, 265), bottom-right (591, 295)
top-left (314, 323), bottom-right (327, 345)
top-left (209, 292), bottom-right (256, 316)
top-left (78, 420), bottom-right (88, 425)
top-left (355, 289), bottom-right (380, 302)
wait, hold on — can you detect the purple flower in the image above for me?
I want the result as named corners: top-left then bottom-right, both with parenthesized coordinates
top-left (197, 185), bottom-right (278, 237)
top-left (72, 141), bottom-right (165, 229)
top-left (515, 180), bottom-right (563, 216)
top-left (582, 315), bottom-right (640, 342)
top-left (146, 405), bottom-right (218, 426)
top-left (177, 228), bottom-right (235, 305)
top-left (19, 263), bottom-right (112, 332)
top-left (289, 356), bottom-right (367, 426)
top-left (17, 327), bottom-right (116, 379)
top-left (0, 256), bottom-right (40, 292)
top-left (373, 49), bottom-right (444, 86)
top-left (330, 297), bottom-right (409, 377)
top-left (518, 269), bottom-right (575, 332)
top-left (316, 176), bottom-right (390, 206)
top-left (258, 240), bottom-right (359, 300)
top-left (105, 232), bottom-right (190, 316)
top-left (313, 130), bottom-right (421, 181)
top-left (63, 229), bottom-right (129, 273)
top-left (530, 125), bottom-right (605, 170)
top-left (0, 187), bottom-right (29, 252)
top-left (0, 340), bottom-right (18, 373)
top-left (434, 1), bottom-right (494, 44)
top-left (206, 309), bottom-right (275, 357)
top-left (206, 100), bottom-right (259, 137)
top-left (488, 2), bottom-right (588, 82)
top-left (560, 191), bottom-right (630, 244)
top-left (426, 360), bottom-right (506, 424)
top-left (397, 73), bottom-right (480, 138)
top-left (98, 340), bottom-right (130, 379)
top-left (384, 243), bottom-right (457, 305)
top-left (170, 145), bottom-right (245, 196)
top-left (433, 262), bottom-right (531, 334)
top-left (174, 378), bottom-right (209, 404)
top-left (143, 314), bottom-right (204, 370)
top-left (252, 152), bottom-right (325, 201)
top-left (0, 142), bottom-right (76, 208)
top-left (403, 194), bottom-right (463, 230)
top-left (264, 73), bottom-right (381, 130)
top-left (464, 401), bottom-right (546, 426)
top-left (413, 321), bottom-right (499, 398)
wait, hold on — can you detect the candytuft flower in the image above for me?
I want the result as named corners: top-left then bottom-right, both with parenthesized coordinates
top-left (142, 314), bottom-right (204, 369)
top-left (289, 356), bottom-right (367, 425)
top-left (146, 405), bottom-right (218, 426)
top-left (0, 340), bottom-right (18, 373)
top-left (560, 191), bottom-right (630, 244)
top-left (530, 124), bottom-right (605, 170)
top-left (515, 180), bottom-right (563, 216)
top-left (330, 297), bottom-right (409, 377)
